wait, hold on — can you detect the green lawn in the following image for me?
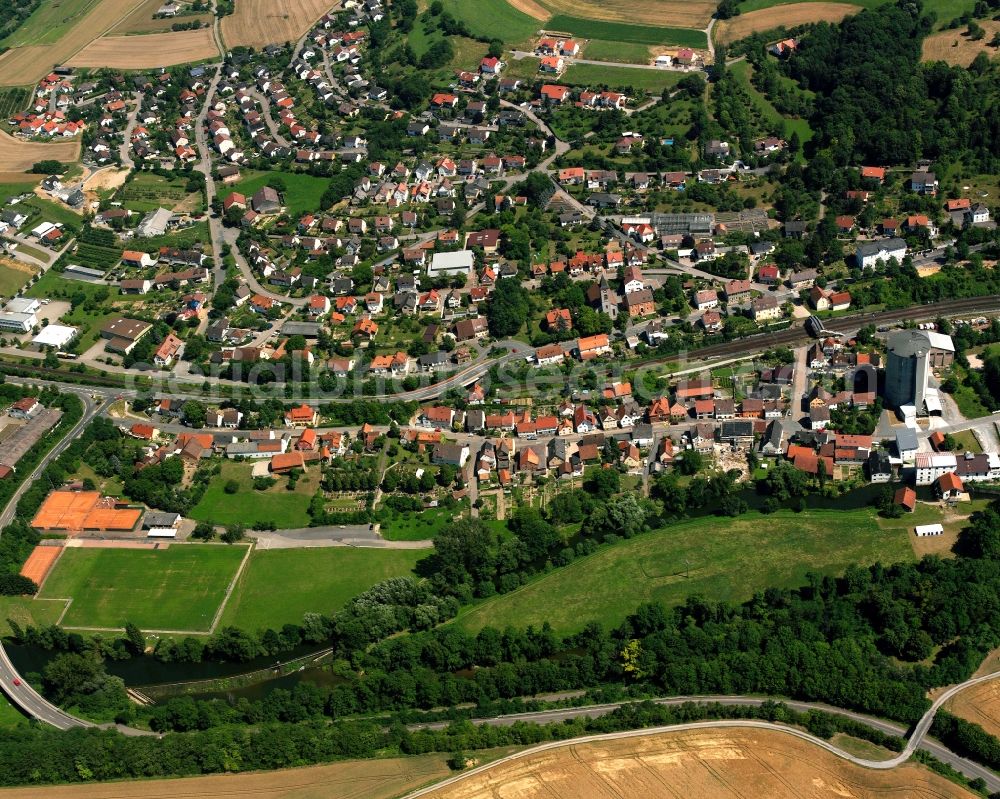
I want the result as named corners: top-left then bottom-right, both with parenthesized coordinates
top-left (949, 430), bottom-right (982, 454)
top-left (0, 595), bottom-right (64, 634)
top-left (439, 0), bottom-right (540, 45)
top-left (0, 261), bottom-right (35, 296)
top-left (380, 505), bottom-right (455, 541)
top-left (190, 460), bottom-right (320, 529)
top-left (38, 544), bottom-right (247, 632)
top-left (0, 180), bottom-right (38, 203)
top-left (581, 40), bottom-right (652, 65)
top-left (0, 694), bottom-right (27, 729)
top-left (0, 0), bottom-right (102, 46)
top-left (561, 63), bottom-right (686, 92)
top-left (219, 548), bottom-right (422, 631)
top-left (452, 508), bottom-right (914, 635)
top-left (547, 15), bottom-right (708, 48)
top-left (233, 170), bottom-right (333, 218)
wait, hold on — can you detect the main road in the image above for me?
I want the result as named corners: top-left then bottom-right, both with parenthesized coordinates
top-left (0, 389), bottom-right (107, 728)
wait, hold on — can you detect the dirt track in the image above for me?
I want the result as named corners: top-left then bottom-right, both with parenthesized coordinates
top-left (715, 2), bottom-right (861, 43)
top-left (421, 728), bottom-right (973, 799)
top-left (0, 130), bottom-right (81, 173)
top-left (66, 28), bottom-right (219, 68)
top-left (221, 0), bottom-right (336, 49)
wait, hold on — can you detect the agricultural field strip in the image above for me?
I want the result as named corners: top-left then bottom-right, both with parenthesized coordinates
top-left (408, 723), bottom-right (981, 799)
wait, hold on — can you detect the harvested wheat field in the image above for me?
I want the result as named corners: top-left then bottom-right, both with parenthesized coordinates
top-left (947, 679), bottom-right (1000, 739)
top-left (534, 0), bottom-right (716, 29)
top-left (0, 130), bottom-right (81, 173)
top-left (421, 727), bottom-right (973, 799)
top-left (0, 0), bottom-right (142, 86)
top-left (0, 753), bottom-right (452, 799)
top-left (508, 0), bottom-right (551, 21)
top-left (221, 0), bottom-right (335, 49)
top-left (66, 28), bottom-right (218, 68)
top-left (716, 2), bottom-right (861, 43)
top-left (922, 22), bottom-right (1000, 66)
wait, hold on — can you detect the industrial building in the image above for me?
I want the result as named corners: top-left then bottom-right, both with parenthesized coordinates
top-left (0, 297), bottom-right (40, 333)
top-left (884, 329), bottom-right (954, 416)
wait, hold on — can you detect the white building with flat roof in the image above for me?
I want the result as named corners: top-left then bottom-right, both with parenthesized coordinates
top-left (428, 249), bottom-right (474, 277)
top-left (32, 324), bottom-right (77, 349)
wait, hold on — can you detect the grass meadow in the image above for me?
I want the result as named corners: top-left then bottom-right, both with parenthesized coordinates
top-left (452, 508), bottom-right (914, 634)
top-left (219, 547), bottom-right (422, 631)
top-left (190, 460), bottom-right (321, 529)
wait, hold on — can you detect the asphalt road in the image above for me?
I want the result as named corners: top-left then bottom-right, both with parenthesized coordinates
top-left (0, 391), bottom-right (105, 728)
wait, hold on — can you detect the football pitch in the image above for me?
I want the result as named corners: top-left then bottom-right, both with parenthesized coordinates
top-left (38, 545), bottom-right (248, 632)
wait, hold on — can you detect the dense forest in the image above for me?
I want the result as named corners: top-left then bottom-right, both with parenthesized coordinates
top-left (786, 1), bottom-right (1000, 170)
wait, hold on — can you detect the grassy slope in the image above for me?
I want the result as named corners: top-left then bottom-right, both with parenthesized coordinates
top-left (190, 460), bottom-right (321, 529)
top-left (453, 508), bottom-right (914, 634)
top-left (232, 170), bottom-right (331, 218)
top-left (38, 544), bottom-right (246, 631)
top-left (546, 15), bottom-right (708, 48)
top-left (0, 0), bottom-right (101, 46)
top-left (0, 694), bottom-right (27, 729)
top-left (439, 0), bottom-right (540, 45)
top-left (219, 547), bottom-right (422, 631)
top-left (729, 59), bottom-right (814, 145)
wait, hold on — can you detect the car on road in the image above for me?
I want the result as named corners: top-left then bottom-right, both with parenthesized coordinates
top-left (12, 677), bottom-right (21, 686)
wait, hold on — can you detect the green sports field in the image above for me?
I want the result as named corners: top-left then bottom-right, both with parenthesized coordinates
top-left (38, 544), bottom-right (247, 632)
top-left (453, 508), bottom-right (914, 634)
top-left (219, 547), bottom-right (422, 631)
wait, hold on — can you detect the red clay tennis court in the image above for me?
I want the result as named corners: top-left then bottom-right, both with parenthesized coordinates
top-left (19, 545), bottom-right (63, 586)
top-left (30, 491), bottom-right (142, 532)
